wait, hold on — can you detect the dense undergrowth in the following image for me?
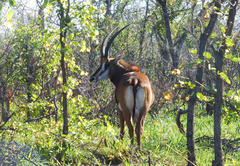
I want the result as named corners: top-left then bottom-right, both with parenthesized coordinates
top-left (0, 97), bottom-right (239, 166)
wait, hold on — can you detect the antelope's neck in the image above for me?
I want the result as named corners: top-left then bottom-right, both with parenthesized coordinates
top-left (109, 66), bottom-right (128, 88)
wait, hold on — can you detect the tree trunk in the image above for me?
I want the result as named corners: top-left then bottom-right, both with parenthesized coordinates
top-left (58, 0), bottom-right (70, 136)
top-left (139, 0), bottom-right (149, 59)
top-left (186, 1), bottom-right (221, 165)
top-left (105, 0), bottom-right (111, 16)
top-left (213, 1), bottom-right (237, 165)
top-left (157, 0), bottom-right (178, 69)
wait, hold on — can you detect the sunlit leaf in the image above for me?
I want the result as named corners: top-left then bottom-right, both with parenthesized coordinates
top-left (203, 52), bottom-right (211, 59)
top-left (163, 92), bottom-right (172, 101)
top-left (190, 49), bottom-right (197, 54)
top-left (171, 69), bottom-right (180, 75)
top-left (219, 72), bottom-right (231, 84)
top-left (221, 25), bottom-right (225, 33)
top-left (225, 53), bottom-right (231, 59)
top-left (7, 11), bottom-right (14, 21)
top-left (204, 13), bottom-right (210, 19)
top-left (211, 32), bottom-right (216, 38)
top-left (197, 92), bottom-right (205, 101)
top-left (232, 57), bottom-right (238, 62)
top-left (226, 39), bottom-right (234, 47)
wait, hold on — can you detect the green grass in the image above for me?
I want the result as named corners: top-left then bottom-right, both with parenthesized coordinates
top-left (0, 103), bottom-right (239, 165)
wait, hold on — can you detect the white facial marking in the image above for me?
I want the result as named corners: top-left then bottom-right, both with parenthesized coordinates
top-left (135, 87), bottom-right (145, 114)
top-left (97, 62), bottom-right (109, 80)
top-left (98, 69), bottom-right (109, 80)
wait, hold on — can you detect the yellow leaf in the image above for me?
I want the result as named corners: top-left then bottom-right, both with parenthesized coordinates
top-left (79, 45), bottom-right (86, 52)
top-left (204, 13), bottom-right (210, 19)
top-left (7, 11), bottom-right (14, 20)
top-left (172, 69), bottom-right (181, 75)
top-left (80, 70), bottom-right (88, 76)
top-left (164, 92), bottom-right (172, 101)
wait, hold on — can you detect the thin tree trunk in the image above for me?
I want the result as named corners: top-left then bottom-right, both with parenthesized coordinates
top-left (58, 0), bottom-right (70, 136)
top-left (105, 0), bottom-right (111, 16)
top-left (157, 0), bottom-right (178, 69)
top-left (139, 0), bottom-right (149, 59)
top-left (56, 0), bottom-right (70, 162)
top-left (213, 1), bottom-right (237, 165)
top-left (186, 1), bottom-right (221, 165)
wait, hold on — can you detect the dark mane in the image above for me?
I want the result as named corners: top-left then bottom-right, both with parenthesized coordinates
top-left (119, 59), bottom-right (140, 72)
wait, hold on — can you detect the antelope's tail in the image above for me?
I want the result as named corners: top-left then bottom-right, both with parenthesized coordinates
top-left (132, 78), bottom-right (139, 124)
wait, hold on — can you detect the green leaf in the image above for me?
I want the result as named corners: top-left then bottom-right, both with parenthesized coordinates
top-left (227, 90), bottom-right (235, 97)
top-left (7, 11), bottom-right (14, 21)
top-left (190, 84), bottom-right (195, 89)
top-left (72, 41), bottom-right (79, 46)
top-left (225, 53), bottom-right (231, 59)
top-left (187, 62), bottom-right (197, 67)
top-left (226, 39), bottom-right (234, 47)
top-left (211, 88), bottom-right (217, 94)
top-left (236, 101), bottom-right (240, 109)
top-left (219, 72), bottom-right (231, 84)
top-left (203, 52), bottom-right (211, 59)
top-left (197, 92), bottom-right (205, 101)
top-left (211, 32), bottom-right (216, 38)
top-left (190, 49), bottom-right (197, 54)
top-left (8, 0), bottom-right (16, 7)
top-left (205, 86), bottom-right (211, 91)
top-left (221, 25), bottom-right (225, 33)
top-left (232, 57), bottom-right (238, 62)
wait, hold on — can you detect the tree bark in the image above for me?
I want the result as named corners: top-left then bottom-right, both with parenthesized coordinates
top-left (213, 1), bottom-right (237, 165)
top-left (57, 0), bottom-right (70, 136)
top-left (105, 0), bottom-right (111, 16)
top-left (186, 1), bottom-right (221, 165)
top-left (157, 0), bottom-right (178, 69)
top-left (139, 0), bottom-right (149, 59)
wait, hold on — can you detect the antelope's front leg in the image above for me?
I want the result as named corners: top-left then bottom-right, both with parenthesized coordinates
top-left (118, 108), bottom-right (125, 140)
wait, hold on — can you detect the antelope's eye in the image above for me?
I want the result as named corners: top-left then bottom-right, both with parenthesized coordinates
top-left (105, 62), bottom-right (110, 69)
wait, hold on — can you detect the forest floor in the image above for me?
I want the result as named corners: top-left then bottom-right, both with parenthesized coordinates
top-left (0, 108), bottom-right (240, 165)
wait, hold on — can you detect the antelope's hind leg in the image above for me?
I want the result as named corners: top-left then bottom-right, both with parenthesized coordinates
top-left (118, 108), bottom-right (126, 140)
top-left (135, 114), bottom-right (147, 151)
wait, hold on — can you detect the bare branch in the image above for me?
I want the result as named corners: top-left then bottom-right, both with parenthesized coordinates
top-left (24, 111), bottom-right (55, 123)
top-left (176, 108), bottom-right (188, 134)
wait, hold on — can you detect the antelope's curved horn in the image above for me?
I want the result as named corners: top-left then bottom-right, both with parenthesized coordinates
top-left (103, 24), bottom-right (131, 59)
top-left (101, 27), bottom-right (118, 59)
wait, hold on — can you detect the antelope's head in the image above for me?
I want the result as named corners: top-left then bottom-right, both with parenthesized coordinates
top-left (90, 25), bottom-right (130, 83)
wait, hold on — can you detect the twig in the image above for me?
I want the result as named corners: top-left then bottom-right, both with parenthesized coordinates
top-left (0, 112), bottom-right (15, 129)
top-left (164, 143), bottom-right (197, 166)
top-left (24, 111), bottom-right (55, 123)
top-left (50, 154), bottom-right (62, 166)
top-left (22, 155), bottom-right (38, 166)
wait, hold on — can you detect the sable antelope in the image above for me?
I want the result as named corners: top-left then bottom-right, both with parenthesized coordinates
top-left (90, 25), bottom-right (155, 151)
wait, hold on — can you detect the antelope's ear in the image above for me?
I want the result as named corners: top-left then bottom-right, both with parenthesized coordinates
top-left (115, 50), bottom-right (124, 64)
